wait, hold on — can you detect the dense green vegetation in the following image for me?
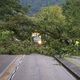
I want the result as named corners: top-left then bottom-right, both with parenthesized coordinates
top-left (0, 0), bottom-right (80, 57)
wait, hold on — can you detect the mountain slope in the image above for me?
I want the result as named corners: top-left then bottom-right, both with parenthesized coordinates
top-left (20, 0), bottom-right (65, 15)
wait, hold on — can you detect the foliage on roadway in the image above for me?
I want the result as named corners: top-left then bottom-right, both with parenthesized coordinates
top-left (0, 0), bottom-right (80, 57)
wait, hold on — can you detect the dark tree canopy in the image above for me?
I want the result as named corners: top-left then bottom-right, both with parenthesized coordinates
top-left (0, 0), bottom-right (27, 20)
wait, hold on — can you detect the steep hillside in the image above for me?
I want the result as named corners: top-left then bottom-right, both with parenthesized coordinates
top-left (20, 0), bottom-right (65, 15)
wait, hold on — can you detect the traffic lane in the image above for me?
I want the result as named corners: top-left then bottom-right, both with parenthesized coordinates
top-left (12, 54), bottom-right (77, 80)
top-left (0, 55), bottom-right (16, 74)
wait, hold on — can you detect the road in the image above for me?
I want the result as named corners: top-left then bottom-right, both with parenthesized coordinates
top-left (0, 55), bottom-right (16, 77)
top-left (11, 54), bottom-right (77, 80)
top-left (66, 57), bottom-right (80, 67)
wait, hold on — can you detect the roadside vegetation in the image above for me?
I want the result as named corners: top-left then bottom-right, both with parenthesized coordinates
top-left (0, 0), bottom-right (80, 57)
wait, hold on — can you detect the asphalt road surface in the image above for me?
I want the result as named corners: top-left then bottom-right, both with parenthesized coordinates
top-left (66, 57), bottom-right (80, 67)
top-left (12, 54), bottom-right (77, 80)
top-left (0, 55), bottom-right (16, 76)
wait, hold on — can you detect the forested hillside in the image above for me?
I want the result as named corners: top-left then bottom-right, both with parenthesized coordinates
top-left (20, 0), bottom-right (65, 15)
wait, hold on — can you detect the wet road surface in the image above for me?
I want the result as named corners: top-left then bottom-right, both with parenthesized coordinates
top-left (12, 54), bottom-right (77, 80)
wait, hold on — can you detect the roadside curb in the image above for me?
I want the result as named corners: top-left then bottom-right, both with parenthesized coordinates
top-left (54, 56), bottom-right (80, 80)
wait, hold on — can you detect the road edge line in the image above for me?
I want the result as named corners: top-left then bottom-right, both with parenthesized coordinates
top-left (0, 56), bottom-right (18, 78)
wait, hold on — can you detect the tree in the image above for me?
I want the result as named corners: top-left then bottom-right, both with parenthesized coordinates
top-left (5, 15), bottom-right (36, 40)
top-left (0, 0), bottom-right (27, 20)
top-left (0, 0), bottom-right (32, 54)
top-left (33, 5), bottom-right (70, 57)
top-left (64, 0), bottom-right (80, 39)
top-left (36, 5), bottom-right (66, 39)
